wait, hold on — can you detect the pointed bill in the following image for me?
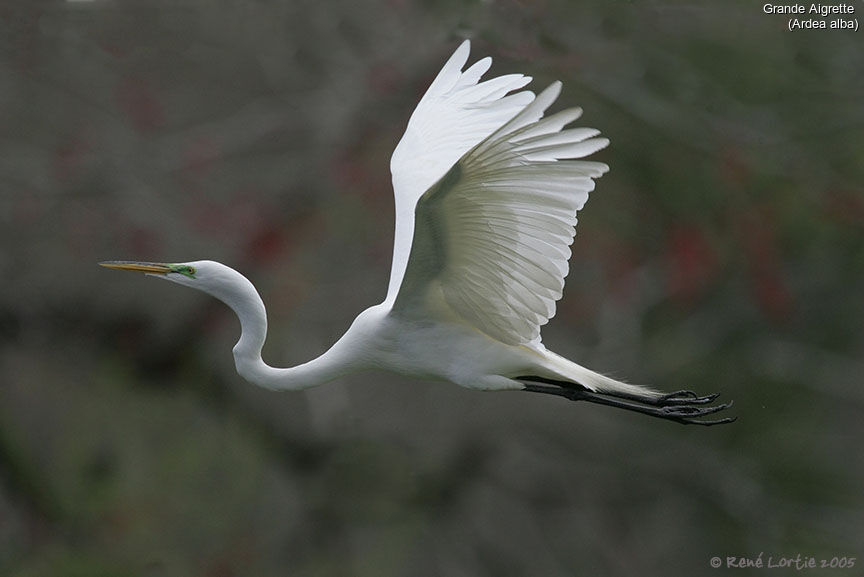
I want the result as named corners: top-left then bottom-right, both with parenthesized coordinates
top-left (99, 261), bottom-right (173, 275)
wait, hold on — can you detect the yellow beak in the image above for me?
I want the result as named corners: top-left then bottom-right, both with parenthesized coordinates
top-left (99, 261), bottom-right (173, 275)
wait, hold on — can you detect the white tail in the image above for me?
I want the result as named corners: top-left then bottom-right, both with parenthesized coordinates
top-left (541, 349), bottom-right (662, 399)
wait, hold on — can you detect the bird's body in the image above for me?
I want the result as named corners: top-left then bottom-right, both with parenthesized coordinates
top-left (176, 260), bottom-right (633, 396)
top-left (102, 41), bottom-right (734, 425)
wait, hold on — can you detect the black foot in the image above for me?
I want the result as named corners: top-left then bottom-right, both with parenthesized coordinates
top-left (517, 376), bottom-right (736, 426)
top-left (655, 390), bottom-right (720, 406)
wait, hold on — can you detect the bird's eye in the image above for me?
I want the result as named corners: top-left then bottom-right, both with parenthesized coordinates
top-left (171, 265), bottom-right (196, 279)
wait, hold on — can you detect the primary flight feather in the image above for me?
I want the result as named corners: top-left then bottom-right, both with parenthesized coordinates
top-left (102, 41), bottom-right (734, 425)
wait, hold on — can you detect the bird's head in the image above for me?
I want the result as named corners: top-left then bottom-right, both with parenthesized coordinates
top-left (99, 260), bottom-right (257, 307)
top-left (100, 259), bottom-right (270, 384)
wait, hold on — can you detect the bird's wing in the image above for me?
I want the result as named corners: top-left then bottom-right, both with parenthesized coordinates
top-left (385, 40), bottom-right (535, 302)
top-left (392, 81), bottom-right (609, 345)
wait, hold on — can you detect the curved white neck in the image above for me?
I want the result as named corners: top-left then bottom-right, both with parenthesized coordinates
top-left (217, 273), bottom-right (358, 391)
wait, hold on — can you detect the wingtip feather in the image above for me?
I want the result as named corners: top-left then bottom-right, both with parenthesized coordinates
top-left (428, 40), bottom-right (473, 96)
top-left (537, 81), bottom-right (562, 109)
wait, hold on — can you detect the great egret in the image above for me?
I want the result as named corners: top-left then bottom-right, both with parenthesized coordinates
top-left (102, 41), bottom-right (733, 426)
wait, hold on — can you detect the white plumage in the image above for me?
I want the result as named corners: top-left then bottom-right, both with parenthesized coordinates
top-left (394, 80), bottom-right (610, 346)
top-left (102, 41), bottom-right (734, 426)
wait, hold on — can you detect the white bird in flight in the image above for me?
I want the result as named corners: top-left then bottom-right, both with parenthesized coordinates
top-left (102, 41), bottom-right (733, 425)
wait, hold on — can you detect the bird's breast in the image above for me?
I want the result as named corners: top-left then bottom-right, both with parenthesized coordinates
top-left (363, 307), bottom-right (528, 384)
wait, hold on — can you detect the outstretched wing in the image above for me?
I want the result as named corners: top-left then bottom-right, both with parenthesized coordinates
top-left (385, 40), bottom-right (535, 302)
top-left (392, 81), bottom-right (610, 345)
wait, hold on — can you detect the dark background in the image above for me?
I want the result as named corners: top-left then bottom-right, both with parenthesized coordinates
top-left (1, 1), bottom-right (862, 575)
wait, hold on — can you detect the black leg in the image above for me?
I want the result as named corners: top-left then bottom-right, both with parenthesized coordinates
top-left (517, 376), bottom-right (736, 426)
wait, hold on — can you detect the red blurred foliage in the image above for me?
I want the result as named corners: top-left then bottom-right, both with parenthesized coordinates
top-left (54, 133), bottom-right (91, 183)
top-left (202, 559), bottom-right (235, 577)
top-left (185, 186), bottom-right (268, 239)
top-left (602, 238), bottom-right (640, 303)
top-left (115, 76), bottom-right (164, 133)
top-left (753, 270), bottom-right (792, 321)
top-left (739, 206), bottom-right (793, 321)
top-left (95, 37), bottom-right (129, 59)
top-left (246, 222), bottom-right (287, 264)
top-left (243, 207), bottom-right (324, 267)
top-left (331, 143), bottom-right (390, 208)
top-left (201, 536), bottom-right (255, 577)
top-left (127, 226), bottom-right (163, 258)
top-left (180, 136), bottom-right (222, 194)
top-left (242, 209), bottom-right (324, 312)
top-left (822, 187), bottom-right (864, 226)
top-left (183, 136), bottom-right (220, 180)
top-left (666, 225), bottom-right (718, 304)
top-left (333, 150), bottom-right (370, 189)
top-left (186, 193), bottom-right (231, 237)
top-left (722, 146), bottom-right (792, 319)
top-left (721, 147), bottom-right (750, 188)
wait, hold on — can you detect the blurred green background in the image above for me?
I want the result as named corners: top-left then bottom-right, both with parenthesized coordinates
top-left (1, 1), bottom-right (862, 576)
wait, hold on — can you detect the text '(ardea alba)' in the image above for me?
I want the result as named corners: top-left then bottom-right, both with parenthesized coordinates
top-left (102, 41), bottom-right (734, 425)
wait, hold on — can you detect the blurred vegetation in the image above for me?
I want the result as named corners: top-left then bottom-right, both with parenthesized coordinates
top-left (1, 1), bottom-right (862, 576)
